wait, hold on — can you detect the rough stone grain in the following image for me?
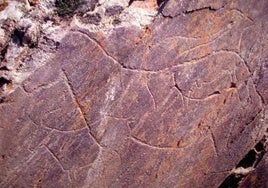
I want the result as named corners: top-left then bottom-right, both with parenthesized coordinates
top-left (0, 0), bottom-right (267, 187)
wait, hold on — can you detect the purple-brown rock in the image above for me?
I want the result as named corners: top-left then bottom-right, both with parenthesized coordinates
top-left (0, 0), bottom-right (267, 187)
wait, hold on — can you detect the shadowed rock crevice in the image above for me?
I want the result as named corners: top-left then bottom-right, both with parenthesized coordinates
top-left (161, 4), bottom-right (223, 18)
top-left (219, 135), bottom-right (267, 188)
top-left (0, 77), bottom-right (11, 88)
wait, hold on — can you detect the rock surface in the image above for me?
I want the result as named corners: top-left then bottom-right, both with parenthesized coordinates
top-left (0, 0), bottom-right (267, 187)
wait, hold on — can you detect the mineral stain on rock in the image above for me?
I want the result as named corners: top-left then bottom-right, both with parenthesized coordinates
top-left (0, 0), bottom-right (268, 187)
top-left (0, 1), bottom-right (8, 11)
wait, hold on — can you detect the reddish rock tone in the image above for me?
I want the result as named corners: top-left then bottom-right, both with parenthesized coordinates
top-left (0, 0), bottom-right (267, 187)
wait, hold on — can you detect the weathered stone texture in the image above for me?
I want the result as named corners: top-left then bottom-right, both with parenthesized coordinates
top-left (0, 0), bottom-right (267, 187)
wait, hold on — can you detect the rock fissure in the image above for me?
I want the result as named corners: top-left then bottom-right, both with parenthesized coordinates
top-left (161, 4), bottom-right (225, 19)
top-left (61, 69), bottom-right (102, 148)
top-left (61, 69), bottom-right (87, 124)
top-left (129, 136), bottom-right (180, 151)
top-left (219, 133), bottom-right (268, 188)
top-left (173, 79), bottom-right (221, 101)
top-left (73, 30), bottom-right (160, 74)
top-left (43, 144), bottom-right (68, 171)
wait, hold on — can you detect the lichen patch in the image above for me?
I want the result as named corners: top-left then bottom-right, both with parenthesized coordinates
top-left (72, 0), bottom-right (158, 35)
